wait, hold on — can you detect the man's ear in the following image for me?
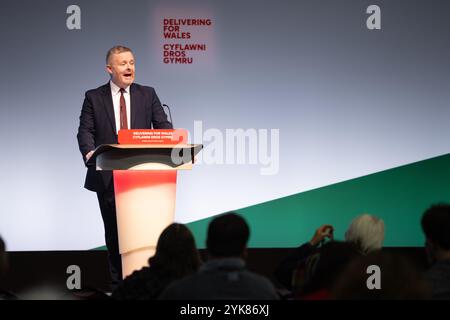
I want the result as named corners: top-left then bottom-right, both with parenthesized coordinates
top-left (106, 65), bottom-right (113, 75)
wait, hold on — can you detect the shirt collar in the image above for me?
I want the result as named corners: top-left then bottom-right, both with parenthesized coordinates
top-left (110, 80), bottom-right (130, 95)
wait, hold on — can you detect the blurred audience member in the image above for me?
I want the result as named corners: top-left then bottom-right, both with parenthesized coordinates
top-left (0, 236), bottom-right (17, 300)
top-left (0, 236), bottom-right (6, 277)
top-left (421, 204), bottom-right (450, 299)
top-left (294, 241), bottom-right (361, 299)
top-left (345, 214), bottom-right (385, 254)
top-left (159, 213), bottom-right (279, 300)
top-left (332, 251), bottom-right (431, 299)
top-left (112, 223), bottom-right (201, 300)
top-left (275, 214), bottom-right (384, 290)
top-left (275, 224), bottom-right (333, 291)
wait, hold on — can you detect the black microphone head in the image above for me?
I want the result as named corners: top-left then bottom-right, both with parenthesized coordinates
top-left (162, 104), bottom-right (174, 128)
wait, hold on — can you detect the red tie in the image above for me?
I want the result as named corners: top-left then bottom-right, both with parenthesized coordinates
top-left (119, 88), bottom-right (128, 130)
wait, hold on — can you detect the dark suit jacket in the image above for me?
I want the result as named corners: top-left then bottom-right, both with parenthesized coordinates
top-left (77, 82), bottom-right (173, 192)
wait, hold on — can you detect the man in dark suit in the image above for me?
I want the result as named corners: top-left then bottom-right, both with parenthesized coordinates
top-left (77, 46), bottom-right (172, 288)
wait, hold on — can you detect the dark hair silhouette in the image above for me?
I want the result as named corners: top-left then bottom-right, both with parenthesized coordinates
top-left (207, 213), bottom-right (250, 258)
top-left (149, 223), bottom-right (201, 278)
top-left (421, 204), bottom-right (450, 250)
top-left (113, 223), bottom-right (201, 300)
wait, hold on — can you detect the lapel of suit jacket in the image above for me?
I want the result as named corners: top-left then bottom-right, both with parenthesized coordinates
top-left (102, 83), bottom-right (117, 134)
top-left (130, 83), bottom-right (140, 129)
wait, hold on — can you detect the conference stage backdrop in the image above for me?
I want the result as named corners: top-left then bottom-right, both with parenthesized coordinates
top-left (1, 0), bottom-right (449, 250)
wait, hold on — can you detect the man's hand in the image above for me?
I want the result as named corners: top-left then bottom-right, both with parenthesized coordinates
top-left (309, 224), bottom-right (334, 247)
top-left (85, 150), bottom-right (95, 162)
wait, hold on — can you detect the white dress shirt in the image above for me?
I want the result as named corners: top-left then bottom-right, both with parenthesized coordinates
top-left (110, 80), bottom-right (131, 133)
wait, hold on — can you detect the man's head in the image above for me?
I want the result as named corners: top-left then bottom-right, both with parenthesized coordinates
top-left (206, 212), bottom-right (250, 259)
top-left (421, 203), bottom-right (450, 263)
top-left (106, 45), bottom-right (135, 89)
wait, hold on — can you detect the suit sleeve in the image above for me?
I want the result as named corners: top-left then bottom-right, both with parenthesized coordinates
top-left (150, 88), bottom-right (173, 129)
top-left (77, 92), bottom-right (96, 165)
top-left (274, 242), bottom-right (316, 290)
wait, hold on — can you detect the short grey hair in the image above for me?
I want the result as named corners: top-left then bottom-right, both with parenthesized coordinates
top-left (106, 45), bottom-right (133, 64)
top-left (345, 214), bottom-right (385, 254)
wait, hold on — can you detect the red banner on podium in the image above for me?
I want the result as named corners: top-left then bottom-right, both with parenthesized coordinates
top-left (118, 129), bottom-right (188, 145)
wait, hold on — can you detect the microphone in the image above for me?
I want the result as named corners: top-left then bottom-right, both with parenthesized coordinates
top-left (162, 104), bottom-right (174, 128)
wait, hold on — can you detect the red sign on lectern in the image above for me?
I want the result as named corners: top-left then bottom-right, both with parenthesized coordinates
top-left (118, 129), bottom-right (188, 145)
